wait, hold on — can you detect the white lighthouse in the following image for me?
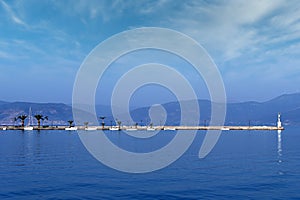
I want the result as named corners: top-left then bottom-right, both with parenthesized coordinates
top-left (277, 113), bottom-right (282, 128)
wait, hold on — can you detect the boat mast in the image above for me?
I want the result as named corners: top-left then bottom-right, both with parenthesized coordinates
top-left (27, 107), bottom-right (32, 126)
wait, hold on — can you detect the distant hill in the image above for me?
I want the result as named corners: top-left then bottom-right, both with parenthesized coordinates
top-left (0, 100), bottom-right (8, 105)
top-left (130, 93), bottom-right (300, 126)
top-left (0, 101), bottom-right (115, 126)
top-left (1, 93), bottom-right (300, 126)
top-left (0, 102), bottom-right (73, 125)
top-left (227, 93), bottom-right (300, 125)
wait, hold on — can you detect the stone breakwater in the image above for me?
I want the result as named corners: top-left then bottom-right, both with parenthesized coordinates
top-left (0, 125), bottom-right (284, 131)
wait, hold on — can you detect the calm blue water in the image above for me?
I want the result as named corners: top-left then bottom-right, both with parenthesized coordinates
top-left (0, 127), bottom-right (299, 199)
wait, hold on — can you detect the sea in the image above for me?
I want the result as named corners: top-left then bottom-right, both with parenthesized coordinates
top-left (0, 127), bottom-right (299, 199)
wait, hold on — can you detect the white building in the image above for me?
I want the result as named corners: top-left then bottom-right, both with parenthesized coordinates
top-left (277, 113), bottom-right (282, 128)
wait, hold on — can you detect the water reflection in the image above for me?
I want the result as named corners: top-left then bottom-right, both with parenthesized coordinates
top-left (277, 130), bottom-right (284, 175)
top-left (277, 130), bottom-right (282, 158)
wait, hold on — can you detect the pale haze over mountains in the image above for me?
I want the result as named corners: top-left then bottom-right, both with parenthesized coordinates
top-left (1, 93), bottom-right (299, 126)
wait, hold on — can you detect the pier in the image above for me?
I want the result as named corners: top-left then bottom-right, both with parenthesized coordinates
top-left (0, 111), bottom-right (285, 132)
top-left (0, 113), bottom-right (284, 131)
top-left (0, 125), bottom-right (284, 131)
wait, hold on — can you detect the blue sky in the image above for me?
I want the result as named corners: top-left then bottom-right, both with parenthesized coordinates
top-left (0, 0), bottom-right (300, 104)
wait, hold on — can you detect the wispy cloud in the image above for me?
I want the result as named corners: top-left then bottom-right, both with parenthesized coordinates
top-left (0, 50), bottom-right (12, 59)
top-left (163, 0), bottom-right (287, 62)
top-left (52, 0), bottom-right (112, 22)
top-left (1, 0), bottom-right (300, 102)
top-left (0, 0), bottom-right (27, 27)
top-left (137, 0), bottom-right (171, 14)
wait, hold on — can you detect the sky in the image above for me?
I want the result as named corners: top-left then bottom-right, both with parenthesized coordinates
top-left (0, 0), bottom-right (300, 105)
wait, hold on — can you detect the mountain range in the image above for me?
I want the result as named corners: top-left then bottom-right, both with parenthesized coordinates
top-left (0, 93), bottom-right (299, 126)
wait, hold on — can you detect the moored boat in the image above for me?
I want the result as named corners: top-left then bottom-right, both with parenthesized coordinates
top-left (163, 127), bottom-right (176, 131)
top-left (147, 127), bottom-right (156, 131)
top-left (65, 127), bottom-right (78, 131)
top-left (24, 126), bottom-right (34, 130)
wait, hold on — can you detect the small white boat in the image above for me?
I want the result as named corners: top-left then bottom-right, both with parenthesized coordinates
top-left (85, 127), bottom-right (97, 131)
top-left (65, 127), bottom-right (78, 131)
top-left (163, 127), bottom-right (176, 131)
top-left (24, 126), bottom-right (34, 130)
top-left (109, 127), bottom-right (120, 131)
top-left (147, 127), bottom-right (156, 131)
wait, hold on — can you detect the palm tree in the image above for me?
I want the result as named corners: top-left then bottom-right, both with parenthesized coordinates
top-left (17, 115), bottom-right (27, 127)
top-left (68, 120), bottom-right (74, 128)
top-left (34, 114), bottom-right (45, 129)
top-left (42, 116), bottom-right (48, 127)
top-left (149, 123), bottom-right (153, 128)
top-left (99, 116), bottom-right (106, 129)
top-left (117, 120), bottom-right (122, 130)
